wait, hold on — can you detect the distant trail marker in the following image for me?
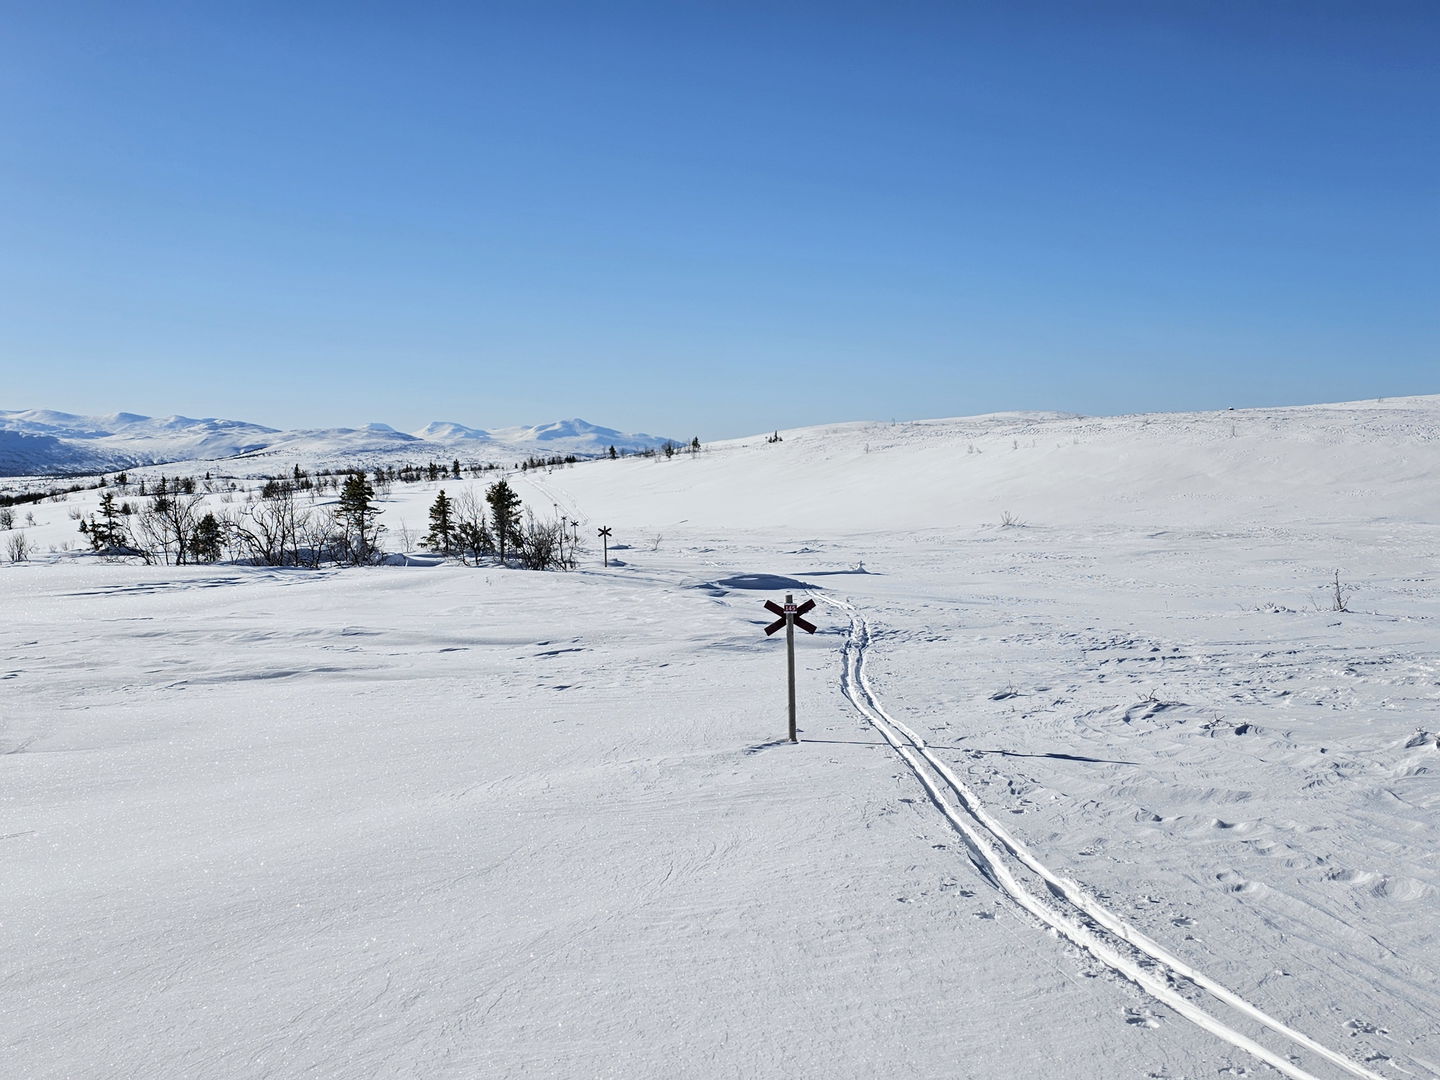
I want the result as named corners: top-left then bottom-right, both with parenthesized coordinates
top-left (764, 593), bottom-right (817, 743)
top-left (598, 526), bottom-right (612, 567)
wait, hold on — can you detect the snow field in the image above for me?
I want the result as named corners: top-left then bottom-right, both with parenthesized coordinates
top-left (4, 395), bottom-right (1439, 1077)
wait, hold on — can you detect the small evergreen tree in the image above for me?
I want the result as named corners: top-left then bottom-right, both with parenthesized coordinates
top-left (336, 472), bottom-right (383, 564)
top-left (425, 490), bottom-right (455, 555)
top-left (86, 491), bottom-right (129, 551)
top-left (191, 513), bottom-right (224, 563)
top-left (486, 479), bottom-right (522, 563)
top-left (452, 458), bottom-right (461, 480)
top-left (97, 491), bottom-right (122, 546)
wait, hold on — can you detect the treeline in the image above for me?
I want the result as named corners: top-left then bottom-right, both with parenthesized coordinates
top-left (0, 479), bottom-right (103, 508)
top-left (603, 437), bottom-right (702, 460)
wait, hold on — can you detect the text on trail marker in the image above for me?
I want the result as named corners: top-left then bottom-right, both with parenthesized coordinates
top-left (764, 597), bottom-right (816, 637)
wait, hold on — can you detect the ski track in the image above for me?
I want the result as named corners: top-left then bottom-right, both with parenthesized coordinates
top-left (816, 594), bottom-right (1393, 1080)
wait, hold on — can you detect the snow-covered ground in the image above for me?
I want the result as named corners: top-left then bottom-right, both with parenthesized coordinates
top-left (4, 397), bottom-right (1438, 1078)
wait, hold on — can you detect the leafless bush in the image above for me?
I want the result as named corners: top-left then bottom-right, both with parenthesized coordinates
top-left (451, 490), bottom-right (493, 566)
top-left (229, 488), bottom-right (335, 566)
top-left (6, 532), bottom-right (30, 562)
top-left (999, 510), bottom-right (1024, 527)
top-left (0, 508), bottom-right (12, 530)
top-left (1331, 570), bottom-right (1354, 613)
top-left (516, 513), bottom-right (566, 570)
top-left (395, 518), bottom-right (416, 555)
top-left (133, 493), bottom-right (206, 565)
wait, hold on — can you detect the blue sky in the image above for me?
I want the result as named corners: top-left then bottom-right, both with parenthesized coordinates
top-left (1, 1), bottom-right (1434, 438)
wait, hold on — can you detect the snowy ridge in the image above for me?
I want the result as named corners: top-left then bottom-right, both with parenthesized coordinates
top-left (526, 393), bottom-right (1440, 532)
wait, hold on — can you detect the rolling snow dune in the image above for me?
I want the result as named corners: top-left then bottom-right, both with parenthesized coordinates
top-left (3, 395), bottom-right (1438, 1079)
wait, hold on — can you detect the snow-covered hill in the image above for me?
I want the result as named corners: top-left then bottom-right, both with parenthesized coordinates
top-left (4, 393), bottom-right (1438, 1080)
top-left (519, 394), bottom-right (1440, 533)
top-left (0, 409), bottom-right (676, 476)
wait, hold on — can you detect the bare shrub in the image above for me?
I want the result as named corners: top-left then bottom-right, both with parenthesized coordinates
top-left (516, 513), bottom-right (566, 570)
top-left (6, 532), bottom-right (30, 562)
top-left (1331, 570), bottom-right (1354, 613)
top-left (230, 488), bottom-right (335, 567)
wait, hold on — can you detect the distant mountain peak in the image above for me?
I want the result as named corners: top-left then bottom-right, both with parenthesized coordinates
top-left (0, 407), bottom-right (676, 476)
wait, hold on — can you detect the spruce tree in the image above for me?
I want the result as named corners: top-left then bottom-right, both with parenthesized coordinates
top-left (86, 491), bottom-right (129, 551)
top-left (191, 513), bottom-right (223, 562)
top-left (485, 479), bottom-right (522, 563)
top-left (97, 491), bottom-right (122, 548)
top-left (425, 490), bottom-right (455, 555)
top-left (336, 472), bottom-right (383, 564)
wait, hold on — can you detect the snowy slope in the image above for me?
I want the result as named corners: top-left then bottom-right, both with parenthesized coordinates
top-left (520, 395), bottom-right (1440, 532)
top-left (3, 394), bottom-right (1438, 1080)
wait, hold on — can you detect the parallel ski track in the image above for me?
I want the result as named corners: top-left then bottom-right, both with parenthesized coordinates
top-left (818, 595), bottom-right (1390, 1080)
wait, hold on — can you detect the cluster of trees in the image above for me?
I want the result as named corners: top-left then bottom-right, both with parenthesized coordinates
top-left (75, 469), bottom-right (574, 572)
top-left (422, 481), bottom-right (573, 570)
top-left (604, 437), bottom-right (703, 460)
top-left (519, 454), bottom-right (580, 471)
top-left (78, 471), bottom-right (388, 567)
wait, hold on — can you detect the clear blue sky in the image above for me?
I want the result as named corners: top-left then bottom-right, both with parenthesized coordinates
top-left (1, 1), bottom-right (1434, 438)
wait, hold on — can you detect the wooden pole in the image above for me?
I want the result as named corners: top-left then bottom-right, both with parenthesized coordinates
top-left (786, 593), bottom-right (798, 743)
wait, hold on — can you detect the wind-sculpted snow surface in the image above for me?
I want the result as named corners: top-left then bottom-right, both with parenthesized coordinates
top-left (4, 395), bottom-right (1439, 1078)
top-left (823, 596), bottom-right (1392, 1080)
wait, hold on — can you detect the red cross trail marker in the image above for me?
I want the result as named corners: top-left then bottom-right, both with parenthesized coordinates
top-left (763, 593), bottom-right (817, 742)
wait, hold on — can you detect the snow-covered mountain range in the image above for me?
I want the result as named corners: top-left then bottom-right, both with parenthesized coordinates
top-left (0, 410), bottom-right (676, 476)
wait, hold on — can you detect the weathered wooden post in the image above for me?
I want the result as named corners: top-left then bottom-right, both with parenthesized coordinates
top-left (763, 593), bottom-right (817, 743)
top-left (597, 526), bottom-right (611, 567)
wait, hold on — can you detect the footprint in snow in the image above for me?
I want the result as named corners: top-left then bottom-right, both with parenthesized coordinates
top-left (1124, 1007), bottom-right (1161, 1028)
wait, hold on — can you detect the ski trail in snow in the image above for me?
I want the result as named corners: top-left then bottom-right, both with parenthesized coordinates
top-left (816, 595), bottom-right (1390, 1080)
